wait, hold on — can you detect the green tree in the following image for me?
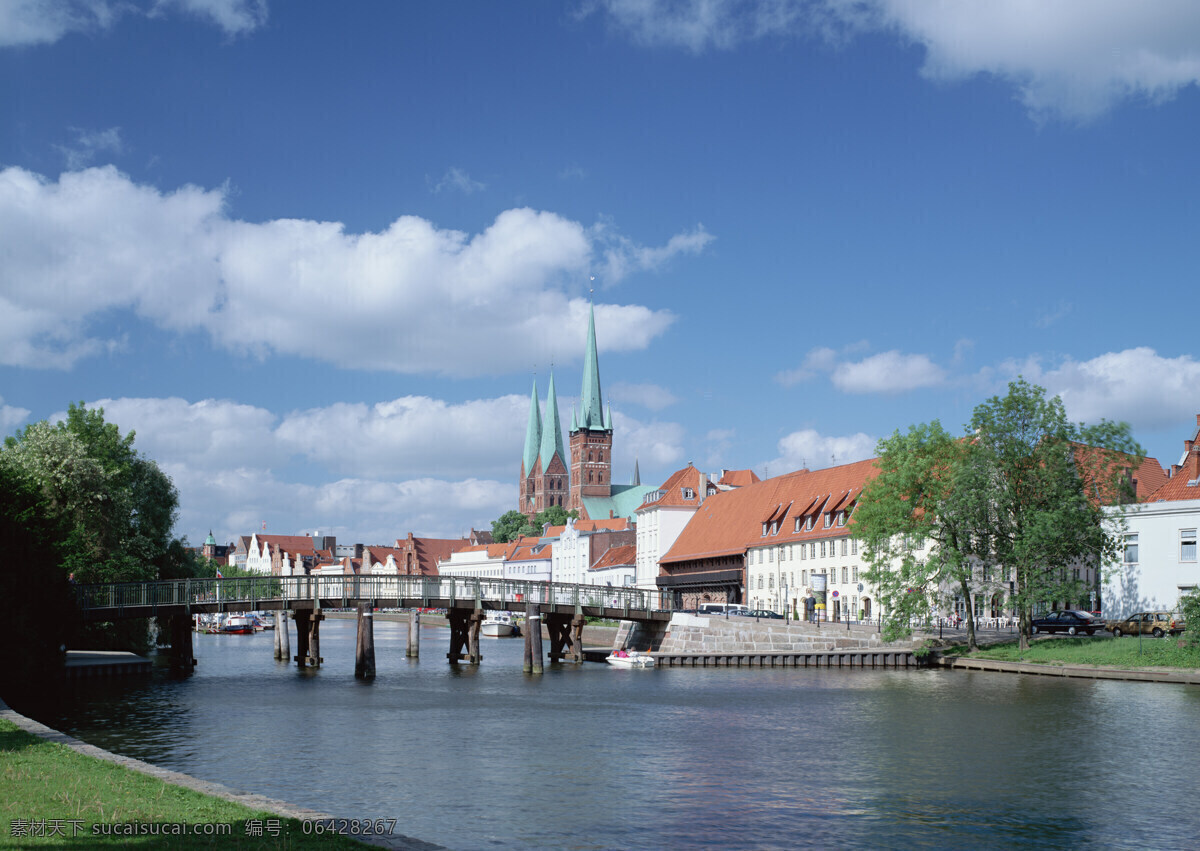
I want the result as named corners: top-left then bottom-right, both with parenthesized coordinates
top-left (855, 379), bottom-right (1142, 651)
top-left (491, 505), bottom-right (580, 542)
top-left (2, 403), bottom-right (187, 654)
top-left (854, 421), bottom-right (985, 648)
top-left (532, 504), bottom-right (578, 530)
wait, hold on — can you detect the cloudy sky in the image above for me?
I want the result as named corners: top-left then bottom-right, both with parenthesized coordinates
top-left (3, 1), bottom-right (1199, 547)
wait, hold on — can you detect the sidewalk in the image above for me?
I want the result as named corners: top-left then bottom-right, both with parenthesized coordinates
top-left (933, 654), bottom-right (1200, 684)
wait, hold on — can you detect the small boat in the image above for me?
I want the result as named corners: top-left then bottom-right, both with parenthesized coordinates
top-left (481, 612), bottom-right (520, 637)
top-left (606, 649), bottom-right (655, 668)
top-left (221, 614), bottom-right (256, 634)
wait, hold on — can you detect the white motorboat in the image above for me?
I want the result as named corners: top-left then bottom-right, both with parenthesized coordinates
top-left (606, 650), bottom-right (655, 668)
top-left (481, 612), bottom-right (520, 637)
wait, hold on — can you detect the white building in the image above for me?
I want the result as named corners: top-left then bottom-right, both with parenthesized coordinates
top-left (635, 465), bottom-right (717, 597)
top-left (1104, 416), bottom-right (1200, 615)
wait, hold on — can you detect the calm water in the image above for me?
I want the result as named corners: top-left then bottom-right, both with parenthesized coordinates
top-left (12, 618), bottom-right (1200, 850)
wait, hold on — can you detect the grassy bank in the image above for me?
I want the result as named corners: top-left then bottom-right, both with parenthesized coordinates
top-left (944, 636), bottom-right (1200, 668)
top-left (0, 720), bottom-right (369, 849)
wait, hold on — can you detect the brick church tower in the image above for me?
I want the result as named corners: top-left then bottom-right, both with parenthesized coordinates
top-left (518, 371), bottom-right (569, 517)
top-left (567, 304), bottom-right (612, 517)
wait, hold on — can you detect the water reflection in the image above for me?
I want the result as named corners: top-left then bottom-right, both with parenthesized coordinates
top-left (9, 618), bottom-right (1200, 850)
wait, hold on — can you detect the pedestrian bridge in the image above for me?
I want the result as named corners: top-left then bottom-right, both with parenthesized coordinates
top-left (74, 574), bottom-right (669, 624)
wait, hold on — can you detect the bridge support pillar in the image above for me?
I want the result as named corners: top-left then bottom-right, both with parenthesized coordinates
top-left (355, 605), bottom-right (376, 679)
top-left (524, 602), bottom-right (543, 674)
top-left (447, 609), bottom-right (469, 664)
top-left (407, 610), bottom-right (420, 657)
top-left (294, 610), bottom-right (310, 666)
top-left (274, 611), bottom-right (290, 660)
top-left (467, 608), bottom-right (482, 665)
top-left (167, 615), bottom-right (196, 675)
top-left (545, 613), bottom-right (583, 663)
top-left (308, 611), bottom-right (324, 667)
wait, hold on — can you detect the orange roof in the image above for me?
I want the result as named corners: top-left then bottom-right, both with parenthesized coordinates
top-left (1071, 443), bottom-right (1167, 505)
top-left (543, 518), bottom-right (633, 537)
top-left (590, 544), bottom-right (636, 570)
top-left (718, 468), bottom-right (761, 488)
top-left (661, 459), bottom-right (879, 564)
top-left (257, 534), bottom-right (321, 555)
top-left (639, 464), bottom-right (723, 511)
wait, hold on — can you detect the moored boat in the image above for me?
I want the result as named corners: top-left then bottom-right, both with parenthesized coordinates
top-left (606, 649), bottom-right (655, 668)
top-left (221, 614), bottom-right (256, 634)
top-left (481, 612), bottom-right (520, 637)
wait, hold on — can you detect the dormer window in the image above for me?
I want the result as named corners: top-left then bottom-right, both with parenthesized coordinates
top-left (681, 487), bottom-right (695, 500)
top-left (762, 522), bottom-right (768, 537)
top-left (836, 511), bottom-right (845, 527)
top-left (770, 521), bottom-right (779, 535)
top-left (805, 516), bottom-right (814, 531)
top-left (823, 513), bottom-right (832, 528)
top-left (794, 518), bottom-right (802, 533)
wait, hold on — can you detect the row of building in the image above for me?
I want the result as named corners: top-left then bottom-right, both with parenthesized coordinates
top-left (201, 306), bottom-right (1200, 620)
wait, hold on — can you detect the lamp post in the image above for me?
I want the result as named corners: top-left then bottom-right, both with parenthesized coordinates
top-left (782, 581), bottom-right (789, 621)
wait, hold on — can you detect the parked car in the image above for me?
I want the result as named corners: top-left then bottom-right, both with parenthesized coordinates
top-left (746, 609), bottom-right (784, 619)
top-left (698, 603), bottom-right (751, 617)
top-left (1030, 610), bottom-right (1105, 636)
top-left (1107, 611), bottom-right (1186, 638)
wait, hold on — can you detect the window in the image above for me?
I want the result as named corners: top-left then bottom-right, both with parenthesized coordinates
top-left (820, 541), bottom-right (826, 558)
top-left (841, 539), bottom-right (848, 556)
top-left (851, 539), bottom-right (858, 555)
top-left (824, 513), bottom-right (832, 528)
top-left (852, 566), bottom-right (858, 582)
top-left (837, 511), bottom-right (845, 527)
top-left (794, 518), bottom-right (803, 532)
top-left (762, 523), bottom-right (768, 537)
top-left (800, 545), bottom-right (806, 560)
top-left (842, 567), bottom-right (848, 584)
top-left (1123, 534), bottom-right (1138, 564)
top-left (1183, 529), bottom-right (1197, 562)
top-left (768, 548), bottom-right (774, 562)
top-left (768, 575), bottom-right (774, 589)
top-left (805, 517), bottom-right (814, 531)
top-left (770, 521), bottom-right (779, 536)
top-left (682, 487), bottom-right (695, 500)
top-left (810, 543), bottom-right (816, 559)
top-left (758, 575), bottom-right (764, 589)
top-left (802, 570), bottom-right (808, 585)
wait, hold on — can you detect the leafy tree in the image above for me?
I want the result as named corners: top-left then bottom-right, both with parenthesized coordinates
top-left (2, 403), bottom-right (187, 654)
top-left (1179, 590), bottom-right (1200, 647)
top-left (856, 379), bottom-right (1142, 651)
top-left (854, 421), bottom-right (985, 648)
top-left (491, 505), bottom-right (580, 542)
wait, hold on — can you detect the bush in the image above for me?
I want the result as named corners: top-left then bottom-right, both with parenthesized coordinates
top-left (1179, 590), bottom-right (1200, 646)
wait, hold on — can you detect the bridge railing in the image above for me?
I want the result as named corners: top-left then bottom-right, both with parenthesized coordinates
top-left (75, 574), bottom-right (654, 616)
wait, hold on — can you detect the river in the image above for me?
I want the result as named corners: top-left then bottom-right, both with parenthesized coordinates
top-left (10, 618), bottom-right (1200, 850)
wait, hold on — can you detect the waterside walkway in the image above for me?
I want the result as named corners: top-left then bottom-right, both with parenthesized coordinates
top-left (933, 655), bottom-right (1200, 685)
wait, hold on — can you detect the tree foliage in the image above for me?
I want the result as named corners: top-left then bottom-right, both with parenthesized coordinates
top-left (491, 505), bottom-right (580, 542)
top-left (1, 403), bottom-right (190, 661)
top-left (855, 379), bottom-right (1143, 650)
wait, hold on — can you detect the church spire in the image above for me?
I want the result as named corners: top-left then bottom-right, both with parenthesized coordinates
top-left (577, 302), bottom-right (606, 431)
top-left (522, 378), bottom-right (542, 475)
top-left (632, 457), bottom-right (641, 486)
top-left (539, 369), bottom-right (566, 471)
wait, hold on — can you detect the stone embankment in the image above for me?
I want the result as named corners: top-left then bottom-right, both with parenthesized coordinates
top-left (655, 614), bottom-right (899, 654)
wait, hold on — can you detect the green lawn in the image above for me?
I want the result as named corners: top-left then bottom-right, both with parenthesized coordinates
top-left (0, 720), bottom-right (372, 849)
top-left (944, 635), bottom-right (1200, 668)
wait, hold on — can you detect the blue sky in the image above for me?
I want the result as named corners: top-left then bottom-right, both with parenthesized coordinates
top-left (3, 1), bottom-right (1200, 547)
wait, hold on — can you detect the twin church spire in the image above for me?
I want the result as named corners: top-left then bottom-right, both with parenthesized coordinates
top-left (519, 303), bottom-right (613, 518)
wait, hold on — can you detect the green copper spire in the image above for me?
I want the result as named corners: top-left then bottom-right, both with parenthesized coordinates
top-left (539, 370), bottom-right (566, 470)
top-left (577, 302), bottom-right (606, 431)
top-left (522, 378), bottom-right (542, 475)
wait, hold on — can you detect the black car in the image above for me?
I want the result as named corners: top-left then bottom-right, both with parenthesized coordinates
top-left (1030, 610), bottom-right (1104, 636)
top-left (746, 609), bottom-right (784, 619)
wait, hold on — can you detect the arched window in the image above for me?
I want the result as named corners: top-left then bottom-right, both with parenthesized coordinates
top-left (588, 471), bottom-right (593, 483)
top-left (588, 450), bottom-right (593, 461)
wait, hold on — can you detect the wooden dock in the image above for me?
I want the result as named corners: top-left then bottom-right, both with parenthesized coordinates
top-left (63, 651), bottom-right (152, 678)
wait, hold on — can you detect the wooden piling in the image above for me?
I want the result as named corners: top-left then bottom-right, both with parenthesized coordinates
top-left (522, 609), bottom-right (533, 673)
top-left (447, 609), bottom-right (469, 664)
top-left (467, 609), bottom-right (482, 665)
top-left (308, 611), bottom-right (324, 667)
top-left (274, 611), bottom-right (290, 660)
top-left (407, 609), bottom-right (420, 657)
top-left (355, 605), bottom-right (376, 679)
top-left (527, 602), bottom-right (543, 674)
top-left (570, 615), bottom-right (585, 663)
top-left (294, 610), bottom-right (311, 667)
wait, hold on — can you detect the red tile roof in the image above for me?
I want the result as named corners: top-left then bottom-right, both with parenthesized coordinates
top-left (661, 459), bottom-right (879, 564)
top-left (1146, 416), bottom-right (1200, 501)
top-left (718, 468), bottom-right (761, 488)
top-left (543, 518), bottom-right (633, 537)
top-left (590, 544), bottom-right (636, 570)
top-left (638, 464), bottom-right (717, 510)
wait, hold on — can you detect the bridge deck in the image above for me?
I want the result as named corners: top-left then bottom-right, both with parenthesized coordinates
top-left (74, 575), bottom-right (671, 624)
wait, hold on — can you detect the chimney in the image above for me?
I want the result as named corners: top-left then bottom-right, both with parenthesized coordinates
top-left (1187, 440), bottom-right (1194, 454)
top-left (698, 471), bottom-right (708, 504)
top-left (1172, 464), bottom-right (1181, 477)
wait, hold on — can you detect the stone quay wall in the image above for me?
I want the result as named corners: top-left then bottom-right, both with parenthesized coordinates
top-left (653, 614), bottom-right (903, 654)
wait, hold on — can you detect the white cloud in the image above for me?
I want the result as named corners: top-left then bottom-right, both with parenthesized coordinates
top-left (155, 0), bottom-right (267, 35)
top-left (0, 166), bottom-right (703, 374)
top-left (778, 346), bottom-right (945, 394)
top-left (769, 427), bottom-right (877, 476)
top-left (832, 351), bottom-right (946, 394)
top-left (1001, 347), bottom-right (1200, 433)
top-left (611, 411), bottom-right (685, 475)
top-left (0, 396), bottom-right (31, 431)
top-left (431, 166), bottom-right (486, 195)
top-left (608, 381), bottom-right (678, 410)
top-left (55, 127), bottom-right (123, 170)
top-left (0, 0), bottom-right (266, 46)
top-left (594, 221), bottom-right (714, 284)
top-left (591, 0), bottom-right (1200, 121)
